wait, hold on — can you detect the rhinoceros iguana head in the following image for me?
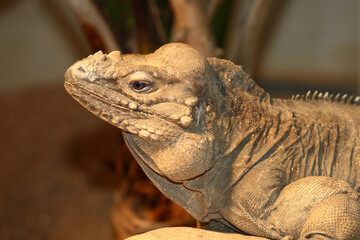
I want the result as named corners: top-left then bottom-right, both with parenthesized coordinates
top-left (65, 43), bottom-right (235, 181)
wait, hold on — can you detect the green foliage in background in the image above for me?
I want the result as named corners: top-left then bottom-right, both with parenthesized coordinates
top-left (95, 0), bottom-right (233, 53)
top-left (212, 0), bottom-right (233, 47)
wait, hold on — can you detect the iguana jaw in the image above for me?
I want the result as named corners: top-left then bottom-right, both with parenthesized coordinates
top-left (64, 77), bottom-right (171, 141)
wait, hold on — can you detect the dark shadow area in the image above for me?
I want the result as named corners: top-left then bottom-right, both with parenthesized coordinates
top-left (67, 124), bottom-right (123, 189)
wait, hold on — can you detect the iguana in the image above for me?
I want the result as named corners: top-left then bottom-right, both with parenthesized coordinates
top-left (64, 43), bottom-right (360, 240)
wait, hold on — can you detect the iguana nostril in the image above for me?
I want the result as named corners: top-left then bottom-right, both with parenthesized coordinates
top-left (77, 66), bottom-right (85, 72)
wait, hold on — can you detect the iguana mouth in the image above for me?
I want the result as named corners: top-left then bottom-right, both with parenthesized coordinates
top-left (64, 80), bottom-right (133, 114)
top-left (64, 79), bottom-right (183, 141)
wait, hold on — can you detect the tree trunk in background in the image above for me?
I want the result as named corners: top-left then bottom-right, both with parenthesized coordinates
top-left (224, 0), bottom-right (284, 76)
top-left (169, 0), bottom-right (221, 57)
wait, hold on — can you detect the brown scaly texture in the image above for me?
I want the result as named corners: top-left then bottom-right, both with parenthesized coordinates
top-left (64, 43), bottom-right (360, 240)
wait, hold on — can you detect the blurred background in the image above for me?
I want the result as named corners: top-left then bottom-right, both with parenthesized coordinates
top-left (0, 0), bottom-right (358, 239)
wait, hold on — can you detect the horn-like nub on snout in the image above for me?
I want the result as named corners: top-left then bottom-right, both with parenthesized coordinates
top-left (66, 50), bottom-right (123, 83)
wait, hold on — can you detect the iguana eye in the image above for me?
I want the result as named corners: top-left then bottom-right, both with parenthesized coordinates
top-left (131, 81), bottom-right (152, 92)
top-left (128, 71), bottom-right (154, 93)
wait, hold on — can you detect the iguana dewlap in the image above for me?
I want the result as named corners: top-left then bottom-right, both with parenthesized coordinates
top-left (64, 43), bottom-right (360, 240)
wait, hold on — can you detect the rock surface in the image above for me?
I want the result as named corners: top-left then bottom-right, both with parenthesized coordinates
top-left (125, 227), bottom-right (268, 240)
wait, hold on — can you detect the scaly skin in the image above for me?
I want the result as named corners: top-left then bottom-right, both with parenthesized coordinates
top-left (65, 43), bottom-right (360, 240)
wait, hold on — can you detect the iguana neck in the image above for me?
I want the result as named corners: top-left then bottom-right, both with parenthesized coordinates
top-left (181, 96), bottom-right (293, 224)
top-left (181, 89), bottom-right (279, 211)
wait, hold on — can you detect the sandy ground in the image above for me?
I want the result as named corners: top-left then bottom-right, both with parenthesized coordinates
top-left (0, 84), bottom-right (124, 240)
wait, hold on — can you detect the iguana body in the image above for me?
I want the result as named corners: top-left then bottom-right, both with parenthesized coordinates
top-left (64, 43), bottom-right (360, 239)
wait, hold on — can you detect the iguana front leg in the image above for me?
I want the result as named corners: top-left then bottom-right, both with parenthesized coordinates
top-left (266, 176), bottom-right (360, 239)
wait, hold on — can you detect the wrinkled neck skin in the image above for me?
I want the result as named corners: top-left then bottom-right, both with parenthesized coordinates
top-left (183, 85), bottom-right (276, 213)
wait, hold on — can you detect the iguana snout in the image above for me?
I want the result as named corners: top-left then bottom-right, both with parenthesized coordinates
top-left (64, 44), bottom-right (210, 136)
